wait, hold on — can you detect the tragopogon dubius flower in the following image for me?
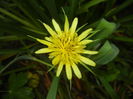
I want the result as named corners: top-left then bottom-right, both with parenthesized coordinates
top-left (35, 15), bottom-right (98, 80)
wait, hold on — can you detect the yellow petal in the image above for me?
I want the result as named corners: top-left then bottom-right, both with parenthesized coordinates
top-left (36, 38), bottom-right (52, 46)
top-left (52, 55), bottom-right (61, 65)
top-left (35, 48), bottom-right (52, 54)
top-left (52, 19), bottom-right (62, 34)
top-left (72, 63), bottom-right (82, 79)
top-left (56, 62), bottom-right (64, 77)
top-left (79, 55), bottom-right (96, 66)
top-left (45, 37), bottom-right (52, 42)
top-left (65, 63), bottom-right (72, 80)
top-left (70, 17), bottom-right (78, 34)
top-left (43, 23), bottom-right (57, 36)
top-left (64, 15), bottom-right (69, 33)
top-left (49, 51), bottom-right (60, 59)
top-left (81, 50), bottom-right (98, 55)
top-left (78, 28), bottom-right (92, 41)
top-left (79, 40), bottom-right (93, 45)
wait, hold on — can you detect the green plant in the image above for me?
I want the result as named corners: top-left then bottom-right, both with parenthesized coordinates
top-left (0, 0), bottom-right (133, 99)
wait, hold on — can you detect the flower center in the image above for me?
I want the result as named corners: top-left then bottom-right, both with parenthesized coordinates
top-left (59, 35), bottom-right (77, 53)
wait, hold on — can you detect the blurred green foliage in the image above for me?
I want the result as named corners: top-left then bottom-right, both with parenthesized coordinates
top-left (0, 0), bottom-right (133, 99)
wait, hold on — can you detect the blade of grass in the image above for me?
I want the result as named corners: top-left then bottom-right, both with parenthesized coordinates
top-left (81, 63), bottom-right (119, 99)
top-left (118, 14), bottom-right (133, 23)
top-left (0, 43), bottom-right (36, 55)
top-left (77, 0), bottom-right (105, 14)
top-left (0, 35), bottom-right (26, 41)
top-left (1, 64), bottom-right (36, 76)
top-left (13, 0), bottom-right (48, 26)
top-left (22, 26), bottom-right (47, 35)
top-left (104, 0), bottom-right (116, 13)
top-left (46, 76), bottom-right (59, 99)
top-left (0, 55), bottom-right (53, 74)
top-left (112, 36), bottom-right (133, 42)
top-left (0, 8), bottom-right (33, 27)
top-left (98, 76), bottom-right (119, 99)
top-left (26, 0), bottom-right (49, 21)
top-left (105, 0), bottom-right (133, 17)
top-left (42, 0), bottom-right (59, 20)
top-left (69, 0), bottom-right (79, 21)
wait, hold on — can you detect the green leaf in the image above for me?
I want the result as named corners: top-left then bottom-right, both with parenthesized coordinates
top-left (69, 0), bottom-right (79, 20)
top-left (105, 0), bottom-right (133, 17)
top-left (118, 14), bottom-right (133, 23)
top-left (98, 75), bottom-right (119, 99)
top-left (8, 73), bottom-right (17, 89)
top-left (105, 0), bottom-right (116, 13)
top-left (82, 65), bottom-right (119, 99)
top-left (93, 19), bottom-right (117, 39)
top-left (0, 8), bottom-right (32, 27)
top-left (105, 70), bottom-right (120, 82)
top-left (3, 87), bottom-right (34, 99)
top-left (0, 44), bottom-right (35, 55)
top-left (43, 0), bottom-right (59, 20)
top-left (77, 0), bottom-right (106, 14)
top-left (93, 41), bottom-right (119, 65)
top-left (0, 55), bottom-right (52, 74)
top-left (4, 72), bottom-right (34, 99)
top-left (0, 35), bottom-right (26, 41)
top-left (13, 87), bottom-right (34, 99)
top-left (15, 73), bottom-right (28, 88)
top-left (46, 76), bottom-right (59, 99)
top-left (0, 49), bottom-right (20, 55)
top-left (96, 68), bottom-right (120, 82)
top-left (13, 0), bottom-right (49, 26)
top-left (0, 20), bottom-right (46, 36)
top-left (112, 36), bottom-right (133, 43)
top-left (9, 72), bottom-right (28, 89)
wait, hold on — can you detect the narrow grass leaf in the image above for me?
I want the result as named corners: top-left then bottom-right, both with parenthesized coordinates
top-left (113, 36), bottom-right (133, 42)
top-left (98, 75), bottom-right (119, 99)
top-left (0, 55), bottom-right (53, 74)
top-left (0, 35), bottom-right (26, 41)
top-left (46, 76), bottom-right (59, 99)
top-left (77, 0), bottom-right (105, 14)
top-left (0, 8), bottom-right (32, 27)
top-left (105, 0), bottom-right (133, 17)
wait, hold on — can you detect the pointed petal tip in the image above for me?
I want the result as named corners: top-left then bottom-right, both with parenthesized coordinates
top-left (52, 18), bottom-right (55, 23)
top-left (79, 55), bottom-right (96, 67)
top-left (43, 23), bottom-right (47, 27)
top-left (92, 62), bottom-right (96, 67)
top-left (64, 15), bottom-right (69, 32)
top-left (89, 28), bottom-right (93, 30)
top-left (67, 76), bottom-right (72, 80)
top-left (72, 63), bottom-right (82, 79)
top-left (70, 17), bottom-right (78, 34)
top-left (35, 48), bottom-right (52, 54)
top-left (78, 75), bottom-right (82, 79)
top-left (35, 50), bottom-right (42, 54)
top-left (35, 51), bottom-right (39, 54)
top-left (56, 62), bottom-right (64, 77)
top-left (75, 17), bottom-right (78, 20)
top-left (65, 63), bottom-right (72, 80)
top-left (56, 73), bottom-right (60, 77)
top-left (77, 73), bottom-right (82, 79)
top-left (52, 19), bottom-right (62, 34)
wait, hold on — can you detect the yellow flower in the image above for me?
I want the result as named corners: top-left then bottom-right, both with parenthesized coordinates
top-left (35, 15), bottom-right (98, 80)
